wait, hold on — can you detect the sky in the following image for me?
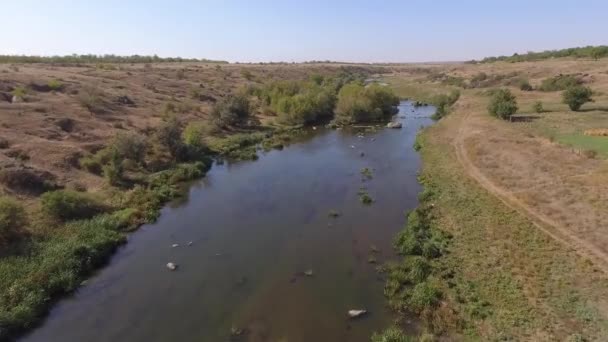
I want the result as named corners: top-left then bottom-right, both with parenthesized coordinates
top-left (2, 0), bottom-right (607, 63)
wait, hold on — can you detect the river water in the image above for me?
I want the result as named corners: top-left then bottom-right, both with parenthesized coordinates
top-left (21, 101), bottom-right (435, 342)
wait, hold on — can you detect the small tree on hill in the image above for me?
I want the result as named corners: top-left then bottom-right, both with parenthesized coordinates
top-left (488, 88), bottom-right (518, 120)
top-left (562, 85), bottom-right (593, 111)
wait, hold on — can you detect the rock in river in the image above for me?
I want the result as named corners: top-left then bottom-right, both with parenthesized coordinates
top-left (348, 309), bottom-right (367, 318)
top-left (386, 122), bottom-right (402, 129)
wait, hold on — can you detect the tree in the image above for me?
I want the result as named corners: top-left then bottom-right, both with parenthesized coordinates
top-left (488, 89), bottom-right (518, 120)
top-left (562, 85), bottom-right (593, 111)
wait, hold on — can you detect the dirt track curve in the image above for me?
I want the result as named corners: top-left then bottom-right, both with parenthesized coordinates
top-left (453, 112), bottom-right (608, 274)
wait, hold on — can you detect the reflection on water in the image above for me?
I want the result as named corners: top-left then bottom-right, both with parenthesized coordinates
top-left (21, 102), bottom-right (435, 342)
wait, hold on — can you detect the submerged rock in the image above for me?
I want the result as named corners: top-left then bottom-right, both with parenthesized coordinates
top-left (386, 122), bottom-right (402, 129)
top-left (166, 262), bottom-right (178, 271)
top-left (348, 309), bottom-right (367, 318)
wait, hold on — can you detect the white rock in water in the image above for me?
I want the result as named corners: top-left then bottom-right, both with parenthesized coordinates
top-left (386, 122), bottom-right (402, 129)
top-left (166, 262), bottom-right (178, 271)
top-left (348, 309), bottom-right (367, 318)
top-left (171, 243), bottom-right (179, 248)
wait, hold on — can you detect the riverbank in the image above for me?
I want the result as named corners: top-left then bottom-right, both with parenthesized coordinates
top-left (386, 91), bottom-right (608, 339)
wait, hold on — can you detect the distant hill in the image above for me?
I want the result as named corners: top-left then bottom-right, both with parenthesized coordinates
top-left (0, 54), bottom-right (228, 64)
top-left (472, 45), bottom-right (608, 63)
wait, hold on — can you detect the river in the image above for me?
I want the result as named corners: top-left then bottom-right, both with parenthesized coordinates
top-left (21, 101), bottom-right (435, 342)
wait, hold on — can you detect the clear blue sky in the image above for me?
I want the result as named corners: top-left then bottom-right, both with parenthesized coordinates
top-left (2, 0), bottom-right (606, 63)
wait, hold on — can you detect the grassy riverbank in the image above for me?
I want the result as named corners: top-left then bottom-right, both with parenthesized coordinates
top-left (375, 57), bottom-right (608, 340)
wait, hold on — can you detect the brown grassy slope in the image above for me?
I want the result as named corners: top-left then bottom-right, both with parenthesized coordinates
top-left (0, 62), bottom-right (374, 197)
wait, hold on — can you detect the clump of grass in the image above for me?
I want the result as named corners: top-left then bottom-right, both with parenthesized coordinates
top-left (40, 190), bottom-right (106, 221)
top-left (11, 86), bottom-right (27, 100)
top-left (360, 167), bottom-right (373, 180)
top-left (328, 209), bottom-right (340, 218)
top-left (47, 79), bottom-right (63, 91)
top-left (532, 101), bottom-right (544, 113)
top-left (358, 188), bottom-right (373, 205)
top-left (0, 196), bottom-right (26, 245)
top-left (371, 327), bottom-right (414, 342)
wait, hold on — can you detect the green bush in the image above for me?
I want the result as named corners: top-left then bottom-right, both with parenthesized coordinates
top-left (211, 93), bottom-right (251, 127)
top-left (47, 79), bottom-right (63, 91)
top-left (430, 90), bottom-right (460, 119)
top-left (533, 101), bottom-right (544, 113)
top-left (11, 86), bottom-right (27, 99)
top-left (334, 82), bottom-right (399, 124)
top-left (0, 197), bottom-right (26, 245)
top-left (156, 117), bottom-right (187, 160)
top-left (41, 190), bottom-right (105, 221)
top-left (488, 88), bottom-right (518, 119)
top-left (182, 122), bottom-right (206, 151)
top-left (539, 75), bottom-right (580, 92)
top-left (562, 85), bottom-right (593, 111)
top-left (371, 327), bottom-right (414, 342)
top-left (110, 132), bottom-right (148, 164)
top-left (102, 149), bottom-right (123, 186)
top-left (407, 280), bottom-right (442, 313)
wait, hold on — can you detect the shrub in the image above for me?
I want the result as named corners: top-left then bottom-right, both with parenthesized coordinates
top-left (431, 90), bottom-right (460, 119)
top-left (0, 197), bottom-right (26, 245)
top-left (533, 101), bottom-right (544, 113)
top-left (0, 168), bottom-right (55, 194)
top-left (407, 280), bottom-right (442, 313)
top-left (518, 79), bottom-right (533, 91)
top-left (334, 82), bottom-right (399, 124)
top-left (102, 149), bottom-right (124, 186)
top-left (40, 190), bottom-right (105, 221)
top-left (539, 75), bottom-right (580, 92)
top-left (47, 79), bottom-right (64, 91)
top-left (562, 85), bottom-right (593, 111)
top-left (371, 327), bottom-right (413, 342)
top-left (182, 122), bottom-right (206, 150)
top-left (11, 86), bottom-right (27, 99)
top-left (77, 86), bottom-right (105, 114)
top-left (211, 93), bottom-right (251, 127)
top-left (240, 69), bottom-right (254, 81)
top-left (110, 132), bottom-right (148, 164)
top-left (79, 155), bottom-right (103, 174)
top-left (488, 88), bottom-right (518, 119)
top-left (156, 117), bottom-right (187, 160)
